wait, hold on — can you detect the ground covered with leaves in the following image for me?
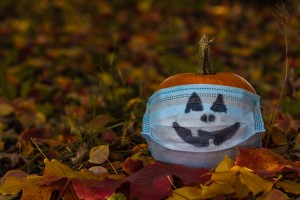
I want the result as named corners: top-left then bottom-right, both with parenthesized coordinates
top-left (0, 0), bottom-right (300, 199)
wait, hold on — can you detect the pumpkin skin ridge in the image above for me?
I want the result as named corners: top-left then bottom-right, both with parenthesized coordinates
top-left (155, 72), bottom-right (256, 94)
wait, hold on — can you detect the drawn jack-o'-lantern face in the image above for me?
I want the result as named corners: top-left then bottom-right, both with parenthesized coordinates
top-left (173, 92), bottom-right (240, 147)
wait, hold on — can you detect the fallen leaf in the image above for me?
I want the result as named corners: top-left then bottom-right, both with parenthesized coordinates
top-left (107, 193), bottom-right (127, 200)
top-left (88, 166), bottom-right (108, 175)
top-left (211, 170), bottom-right (237, 184)
top-left (18, 128), bottom-right (46, 145)
top-left (257, 189), bottom-right (289, 200)
top-left (201, 182), bottom-right (236, 198)
top-left (21, 185), bottom-right (52, 200)
top-left (294, 133), bottom-right (300, 150)
top-left (78, 161), bottom-right (210, 200)
top-left (71, 143), bottom-right (88, 164)
top-left (277, 113), bottom-right (298, 133)
top-left (42, 159), bottom-right (103, 185)
top-left (167, 187), bottom-right (202, 200)
top-left (0, 103), bottom-right (14, 117)
top-left (122, 151), bottom-right (154, 174)
top-left (19, 141), bottom-right (34, 157)
top-left (270, 127), bottom-right (288, 145)
top-left (276, 181), bottom-right (300, 195)
top-left (122, 157), bottom-right (144, 174)
top-left (239, 167), bottom-right (273, 196)
top-left (215, 155), bottom-right (235, 172)
top-left (72, 178), bottom-right (125, 200)
top-left (235, 148), bottom-right (300, 178)
top-left (88, 145), bottom-right (109, 164)
top-left (0, 171), bottom-right (43, 195)
top-left (121, 161), bottom-right (211, 200)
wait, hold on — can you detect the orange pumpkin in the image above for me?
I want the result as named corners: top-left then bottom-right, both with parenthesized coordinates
top-left (142, 33), bottom-right (264, 168)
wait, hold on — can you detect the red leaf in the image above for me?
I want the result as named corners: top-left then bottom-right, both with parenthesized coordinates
top-left (122, 157), bottom-right (144, 174)
top-left (277, 113), bottom-right (298, 133)
top-left (73, 178), bottom-right (124, 200)
top-left (120, 161), bottom-right (211, 200)
top-left (73, 161), bottom-right (210, 200)
top-left (18, 128), bottom-right (46, 142)
top-left (236, 148), bottom-right (300, 178)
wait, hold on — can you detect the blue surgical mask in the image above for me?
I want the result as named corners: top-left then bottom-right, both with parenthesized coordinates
top-left (142, 84), bottom-right (265, 168)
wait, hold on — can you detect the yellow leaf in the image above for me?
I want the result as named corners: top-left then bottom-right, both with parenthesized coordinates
top-left (201, 182), bottom-right (235, 198)
top-left (88, 145), bottom-right (109, 164)
top-left (257, 189), bottom-right (289, 200)
top-left (234, 179), bottom-right (251, 198)
top-left (168, 187), bottom-right (202, 200)
top-left (0, 103), bottom-right (14, 117)
top-left (43, 159), bottom-right (102, 184)
top-left (0, 173), bottom-right (43, 195)
top-left (215, 155), bottom-right (234, 172)
top-left (107, 193), bottom-right (127, 200)
top-left (277, 181), bottom-right (300, 194)
top-left (21, 185), bottom-right (52, 200)
top-left (239, 167), bottom-right (273, 195)
top-left (211, 171), bottom-right (236, 184)
top-left (20, 141), bottom-right (34, 157)
top-left (0, 194), bottom-right (19, 199)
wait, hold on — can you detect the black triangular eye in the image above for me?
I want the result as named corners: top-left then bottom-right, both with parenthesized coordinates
top-left (210, 94), bottom-right (227, 113)
top-left (185, 92), bottom-right (203, 113)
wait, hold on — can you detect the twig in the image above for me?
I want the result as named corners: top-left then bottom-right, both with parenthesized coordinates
top-left (265, 3), bottom-right (290, 147)
top-left (31, 138), bottom-right (48, 160)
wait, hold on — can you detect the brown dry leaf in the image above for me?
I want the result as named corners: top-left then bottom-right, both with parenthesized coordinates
top-left (71, 143), bottom-right (88, 164)
top-left (236, 148), bottom-right (298, 172)
top-left (277, 113), bottom-right (298, 133)
top-left (271, 127), bottom-right (288, 145)
top-left (88, 145), bottom-right (109, 164)
top-left (294, 133), bottom-right (300, 150)
top-left (88, 166), bottom-right (108, 176)
top-left (21, 185), bottom-right (52, 200)
top-left (257, 189), bottom-right (289, 200)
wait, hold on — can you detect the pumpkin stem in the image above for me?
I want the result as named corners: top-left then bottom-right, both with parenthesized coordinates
top-left (197, 33), bottom-right (216, 75)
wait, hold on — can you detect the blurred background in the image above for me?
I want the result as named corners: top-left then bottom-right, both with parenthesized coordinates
top-left (0, 0), bottom-right (299, 130)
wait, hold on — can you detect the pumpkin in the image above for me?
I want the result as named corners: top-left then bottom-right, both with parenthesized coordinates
top-left (142, 33), bottom-right (264, 168)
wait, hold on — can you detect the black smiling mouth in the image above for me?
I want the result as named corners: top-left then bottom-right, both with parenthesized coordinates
top-left (173, 122), bottom-right (240, 147)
